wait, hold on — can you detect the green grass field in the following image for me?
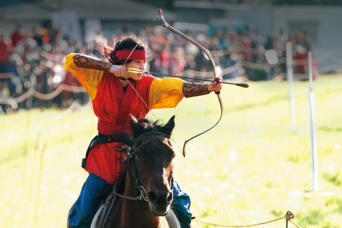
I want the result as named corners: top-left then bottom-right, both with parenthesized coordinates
top-left (1, 75), bottom-right (342, 228)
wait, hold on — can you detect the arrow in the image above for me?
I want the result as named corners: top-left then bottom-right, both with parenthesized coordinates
top-left (126, 68), bottom-right (249, 88)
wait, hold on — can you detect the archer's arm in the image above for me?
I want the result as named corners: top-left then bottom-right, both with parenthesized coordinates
top-left (64, 53), bottom-right (108, 100)
top-left (149, 77), bottom-right (217, 109)
top-left (72, 53), bottom-right (112, 70)
top-left (182, 82), bottom-right (211, 97)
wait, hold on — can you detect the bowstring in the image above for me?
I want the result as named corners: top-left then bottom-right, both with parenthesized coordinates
top-left (121, 43), bottom-right (159, 121)
top-left (121, 42), bottom-right (183, 153)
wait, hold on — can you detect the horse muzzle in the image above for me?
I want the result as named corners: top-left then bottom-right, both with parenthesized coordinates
top-left (147, 189), bottom-right (173, 215)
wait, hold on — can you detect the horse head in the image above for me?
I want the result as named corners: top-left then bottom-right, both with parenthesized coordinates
top-left (129, 115), bottom-right (176, 216)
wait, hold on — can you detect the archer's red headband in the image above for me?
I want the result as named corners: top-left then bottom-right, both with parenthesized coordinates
top-left (115, 50), bottom-right (146, 61)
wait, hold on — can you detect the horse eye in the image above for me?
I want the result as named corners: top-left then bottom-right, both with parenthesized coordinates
top-left (135, 152), bottom-right (141, 159)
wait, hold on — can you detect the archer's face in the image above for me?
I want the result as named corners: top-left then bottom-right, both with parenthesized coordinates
top-left (125, 60), bottom-right (146, 80)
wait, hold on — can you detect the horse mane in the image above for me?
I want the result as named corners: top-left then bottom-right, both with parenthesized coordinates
top-left (137, 118), bottom-right (163, 130)
top-left (130, 115), bottom-right (175, 139)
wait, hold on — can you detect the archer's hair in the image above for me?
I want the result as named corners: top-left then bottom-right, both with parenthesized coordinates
top-left (103, 37), bottom-right (147, 65)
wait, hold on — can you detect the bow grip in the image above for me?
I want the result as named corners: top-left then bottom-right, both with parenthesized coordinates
top-left (214, 77), bottom-right (222, 95)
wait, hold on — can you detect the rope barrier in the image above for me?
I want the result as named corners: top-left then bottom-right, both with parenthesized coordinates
top-left (0, 83), bottom-right (86, 104)
top-left (195, 211), bottom-right (302, 228)
top-left (0, 60), bottom-right (313, 109)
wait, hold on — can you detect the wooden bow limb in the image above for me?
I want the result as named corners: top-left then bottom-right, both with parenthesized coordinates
top-left (158, 9), bottom-right (225, 157)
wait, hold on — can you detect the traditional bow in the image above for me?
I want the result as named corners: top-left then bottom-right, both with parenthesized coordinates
top-left (158, 9), bottom-right (223, 157)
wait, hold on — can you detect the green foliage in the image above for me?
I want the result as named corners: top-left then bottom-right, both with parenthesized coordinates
top-left (323, 172), bottom-right (341, 186)
top-left (325, 198), bottom-right (342, 213)
top-left (269, 209), bottom-right (284, 217)
top-left (298, 210), bottom-right (325, 226)
top-left (320, 126), bottom-right (342, 132)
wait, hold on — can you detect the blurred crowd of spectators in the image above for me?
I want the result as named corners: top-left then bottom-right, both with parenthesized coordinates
top-left (0, 23), bottom-right (315, 113)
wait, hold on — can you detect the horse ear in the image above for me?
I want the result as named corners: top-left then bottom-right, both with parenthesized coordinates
top-left (130, 114), bottom-right (138, 125)
top-left (130, 114), bottom-right (142, 137)
top-left (161, 115), bottom-right (175, 138)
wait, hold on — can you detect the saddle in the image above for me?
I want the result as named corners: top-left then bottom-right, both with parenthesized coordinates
top-left (90, 180), bottom-right (124, 228)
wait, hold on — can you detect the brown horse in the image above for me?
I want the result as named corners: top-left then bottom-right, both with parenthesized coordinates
top-left (91, 115), bottom-right (180, 228)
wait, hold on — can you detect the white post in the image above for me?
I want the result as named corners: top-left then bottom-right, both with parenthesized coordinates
top-left (308, 51), bottom-right (318, 192)
top-left (286, 42), bottom-right (296, 131)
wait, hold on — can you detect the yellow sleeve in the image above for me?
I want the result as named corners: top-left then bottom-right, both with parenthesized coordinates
top-left (149, 77), bottom-right (185, 109)
top-left (63, 53), bottom-right (104, 100)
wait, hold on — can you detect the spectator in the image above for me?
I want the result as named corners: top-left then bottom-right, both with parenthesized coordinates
top-left (0, 34), bottom-right (13, 69)
top-left (10, 24), bottom-right (25, 47)
top-left (1, 22), bottom-right (318, 113)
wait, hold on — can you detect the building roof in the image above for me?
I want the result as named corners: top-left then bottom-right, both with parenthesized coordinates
top-left (0, 0), bottom-right (176, 21)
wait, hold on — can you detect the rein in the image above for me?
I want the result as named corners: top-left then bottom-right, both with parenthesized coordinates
top-left (112, 181), bottom-right (148, 201)
top-left (112, 131), bottom-right (173, 202)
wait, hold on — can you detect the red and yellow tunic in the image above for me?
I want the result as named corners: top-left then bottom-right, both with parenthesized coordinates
top-left (64, 53), bottom-right (185, 183)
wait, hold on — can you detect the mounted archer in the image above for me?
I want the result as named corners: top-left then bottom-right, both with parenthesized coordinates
top-left (64, 35), bottom-right (222, 228)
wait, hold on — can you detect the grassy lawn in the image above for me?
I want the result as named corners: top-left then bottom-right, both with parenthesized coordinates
top-left (1, 75), bottom-right (342, 228)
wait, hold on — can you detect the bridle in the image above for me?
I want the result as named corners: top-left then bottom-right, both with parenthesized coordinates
top-left (112, 131), bottom-right (174, 201)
